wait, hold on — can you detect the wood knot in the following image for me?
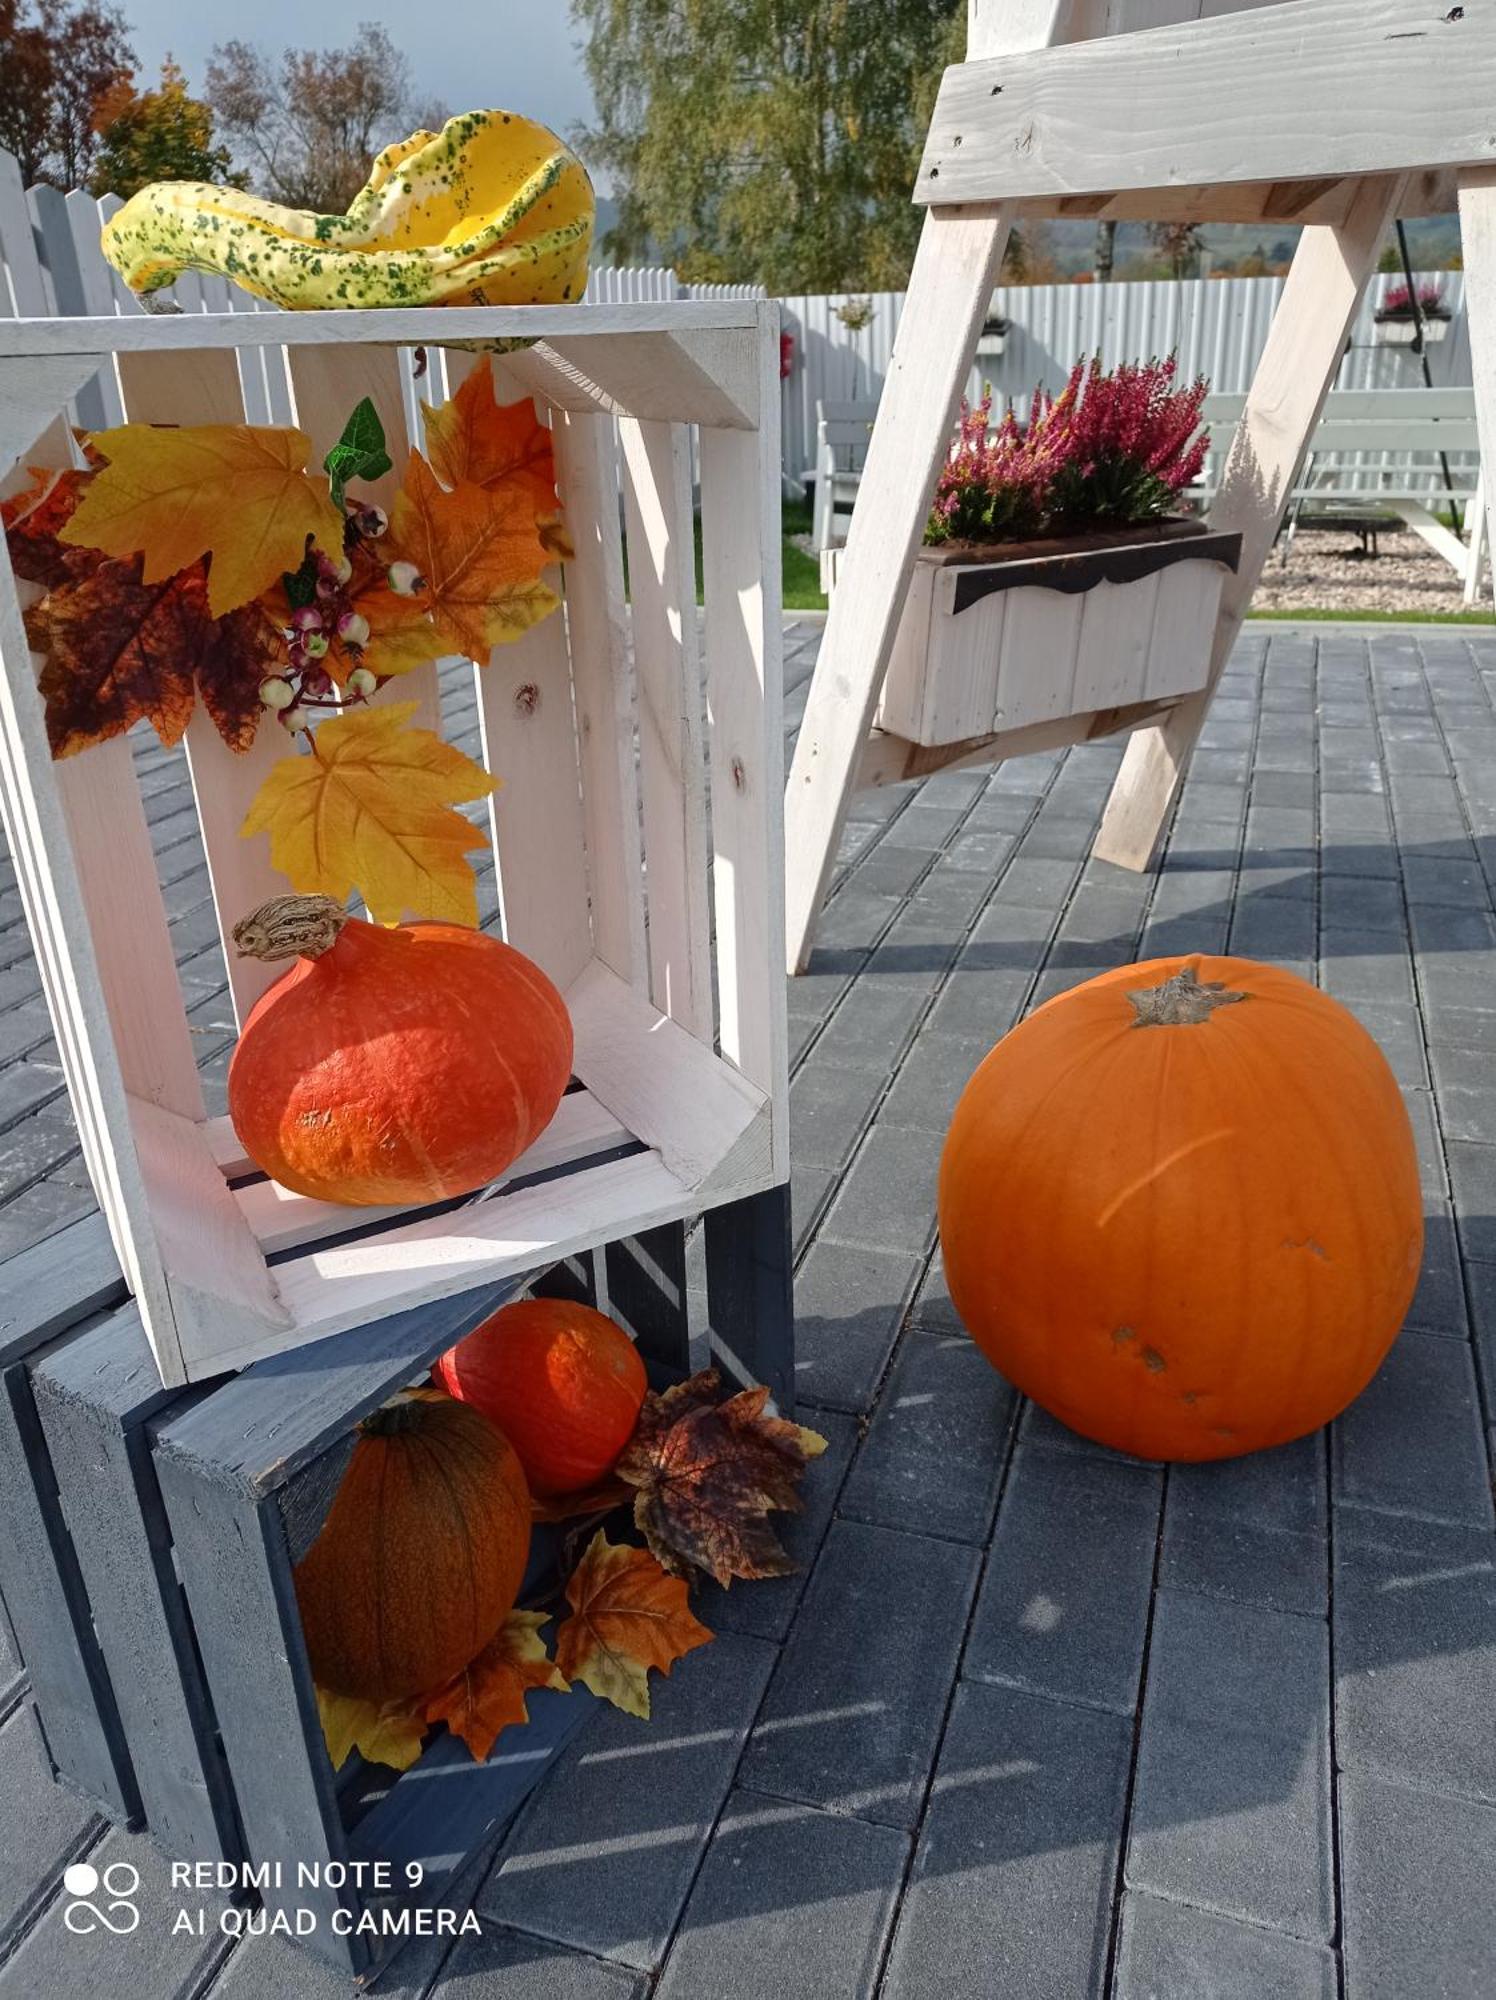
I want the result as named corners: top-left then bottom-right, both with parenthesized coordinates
top-left (731, 756), bottom-right (746, 791)
top-left (514, 682), bottom-right (540, 716)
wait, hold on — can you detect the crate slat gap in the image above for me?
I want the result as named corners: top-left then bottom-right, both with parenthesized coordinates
top-left (0, 302), bottom-right (789, 1386)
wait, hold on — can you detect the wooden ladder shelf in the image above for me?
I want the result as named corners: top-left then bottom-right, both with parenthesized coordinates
top-left (785, 0), bottom-right (1496, 971)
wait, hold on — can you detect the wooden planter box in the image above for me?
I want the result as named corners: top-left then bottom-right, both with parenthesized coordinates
top-left (0, 301), bottom-right (788, 1387)
top-left (5, 1204), bottom-right (783, 1976)
top-left (832, 519), bottom-right (1242, 751)
top-left (1374, 312), bottom-right (1451, 345)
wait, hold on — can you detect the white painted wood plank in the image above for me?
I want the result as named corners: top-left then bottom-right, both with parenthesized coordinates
top-left (1095, 174), bottom-right (1401, 868)
top-left (0, 151), bottom-right (48, 316)
top-left (875, 564), bottom-right (940, 741)
top-left (233, 1088), bottom-right (631, 1254)
top-left (531, 331), bottom-right (758, 430)
top-left (918, 2), bottom-right (1496, 208)
top-left (700, 340), bottom-right (789, 1166)
top-left (996, 587), bottom-right (1086, 729)
top-left (1140, 561), bottom-right (1222, 699)
top-left (550, 409), bottom-right (646, 988)
top-left (619, 416), bottom-right (713, 1040)
top-left (1072, 571), bottom-right (1159, 712)
top-left (1454, 172), bottom-right (1496, 616)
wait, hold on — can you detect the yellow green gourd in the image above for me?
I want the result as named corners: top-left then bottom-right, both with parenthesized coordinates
top-left (100, 110), bottom-right (594, 310)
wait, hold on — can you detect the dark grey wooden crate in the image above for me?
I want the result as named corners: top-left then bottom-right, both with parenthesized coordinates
top-left (3, 1183), bottom-right (792, 1979)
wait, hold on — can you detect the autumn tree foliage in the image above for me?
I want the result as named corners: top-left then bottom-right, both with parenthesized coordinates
top-left (204, 24), bottom-right (445, 214)
top-left (574, 0), bottom-right (965, 291)
top-left (88, 58), bottom-right (238, 198)
top-left (0, 0), bottom-right (133, 187)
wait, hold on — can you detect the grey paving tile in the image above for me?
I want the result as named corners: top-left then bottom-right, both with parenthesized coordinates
top-left (808, 979), bottom-right (926, 1073)
top-left (788, 1061), bottom-right (885, 1171)
top-left (1127, 1591), bottom-right (1333, 1940)
top-left (840, 1331), bottom-right (1015, 1544)
top-left (1114, 1890), bottom-right (1336, 2000)
top-left (1429, 1040), bottom-right (1496, 1145)
top-left (992, 853), bottom-right (1083, 912)
top-left (1319, 872), bottom-right (1404, 933)
top-left (697, 1410), bottom-right (857, 1642)
top-left (1340, 1772), bottom-right (1496, 2000)
top-left (1018, 1400), bottom-right (1159, 1468)
top-left (1405, 1204), bottom-right (1468, 1338)
top-left (921, 965), bottom-right (1031, 1041)
top-left (881, 1682), bottom-right (1130, 2000)
top-left (877, 1032), bottom-right (986, 1133)
top-left (741, 1520), bottom-right (978, 1829)
top-left (790, 1166), bottom-right (834, 1257)
top-left (1319, 930), bottom-right (1417, 1008)
top-left (792, 1240), bottom-right (918, 1414)
top-left (907, 1249), bottom-right (962, 1336)
top-left (1163, 1433), bottom-right (1328, 1617)
top-left (1333, 1330), bottom-right (1493, 1528)
top-left (941, 827), bottom-right (1017, 876)
top-left (1334, 1509), bottom-right (1496, 1803)
top-left (0, 1705), bottom-right (100, 1953)
top-left (1403, 1086), bottom-right (1449, 1198)
top-left (655, 1790), bottom-right (907, 2000)
top-left (966, 1446), bottom-right (1160, 1714)
top-left (480, 1634), bottom-right (778, 1968)
top-left (818, 1121), bottom-right (939, 1259)
top-left (436, 1930), bottom-right (646, 1998)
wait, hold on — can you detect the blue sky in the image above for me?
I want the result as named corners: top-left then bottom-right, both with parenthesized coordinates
top-left (120, 3), bottom-right (598, 151)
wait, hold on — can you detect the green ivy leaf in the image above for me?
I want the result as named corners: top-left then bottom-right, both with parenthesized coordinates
top-left (324, 398), bottom-right (392, 510)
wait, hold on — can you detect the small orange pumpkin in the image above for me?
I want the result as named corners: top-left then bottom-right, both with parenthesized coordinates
top-left (436, 1298), bottom-right (647, 1495)
top-left (294, 1390), bottom-right (531, 1701)
top-left (938, 954), bottom-right (1423, 1462)
top-left (227, 894), bottom-right (572, 1206)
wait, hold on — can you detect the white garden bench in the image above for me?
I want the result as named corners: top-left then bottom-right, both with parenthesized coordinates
top-left (808, 399), bottom-right (877, 569)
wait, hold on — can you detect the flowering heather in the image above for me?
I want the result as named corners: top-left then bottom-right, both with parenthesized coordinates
top-left (1379, 280), bottom-right (1449, 316)
top-left (926, 356), bottom-right (1210, 547)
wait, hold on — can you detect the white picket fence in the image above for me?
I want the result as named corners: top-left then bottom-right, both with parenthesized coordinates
top-left (0, 148), bottom-right (1474, 502)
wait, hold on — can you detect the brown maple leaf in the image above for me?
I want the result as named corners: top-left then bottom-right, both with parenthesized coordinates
top-left (554, 1531), bottom-right (712, 1719)
top-left (3, 465), bottom-right (100, 590)
top-left (27, 554), bottom-right (279, 758)
top-left (423, 1611), bottom-right (568, 1762)
top-left (615, 1370), bottom-right (828, 1588)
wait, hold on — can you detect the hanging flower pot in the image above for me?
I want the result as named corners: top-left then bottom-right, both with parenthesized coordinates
top-left (975, 313), bottom-right (1009, 358)
top-left (832, 358), bottom-right (1241, 750)
top-left (1374, 281), bottom-right (1453, 346)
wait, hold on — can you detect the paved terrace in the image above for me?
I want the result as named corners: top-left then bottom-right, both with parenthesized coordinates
top-left (1, 621), bottom-right (1495, 1998)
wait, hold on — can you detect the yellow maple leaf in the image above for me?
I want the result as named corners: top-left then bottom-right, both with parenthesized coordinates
top-left (554, 1531), bottom-right (713, 1720)
top-left (423, 1611), bottom-right (568, 1763)
top-left (240, 700), bottom-right (496, 927)
top-left (316, 1686), bottom-right (426, 1774)
top-left (385, 452), bottom-right (558, 662)
top-left (61, 423), bottom-right (342, 617)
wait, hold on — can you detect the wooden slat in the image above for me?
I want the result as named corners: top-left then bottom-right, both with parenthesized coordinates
top-left (233, 1087), bottom-right (632, 1254)
top-left (1456, 169), bottom-right (1496, 625)
top-left (0, 150), bottom-right (48, 316)
top-left (619, 417), bottom-right (713, 1039)
top-left (536, 329), bottom-right (758, 429)
top-left (550, 410), bottom-right (646, 988)
top-left (920, 0), bottom-right (1496, 207)
top-left (997, 586), bottom-right (1085, 730)
top-left (1072, 572), bottom-right (1160, 712)
top-left (25, 184), bottom-right (108, 430)
top-left (704, 1184), bottom-right (795, 1409)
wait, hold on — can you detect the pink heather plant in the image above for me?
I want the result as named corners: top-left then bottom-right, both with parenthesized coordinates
top-left (926, 355), bottom-right (1210, 547)
top-left (1380, 280), bottom-right (1448, 317)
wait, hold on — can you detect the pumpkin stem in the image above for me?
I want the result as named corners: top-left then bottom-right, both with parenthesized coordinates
top-left (232, 894), bottom-right (350, 964)
top-left (360, 1390), bottom-right (433, 1437)
top-left (1128, 964), bottom-right (1246, 1028)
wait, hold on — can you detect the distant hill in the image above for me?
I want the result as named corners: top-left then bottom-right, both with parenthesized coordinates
top-left (1032, 214), bottom-right (1461, 279)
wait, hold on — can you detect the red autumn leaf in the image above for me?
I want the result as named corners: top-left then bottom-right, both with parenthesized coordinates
top-left (26, 554), bottom-right (279, 758)
top-left (615, 1370), bottom-right (828, 1587)
top-left (423, 1611), bottom-right (568, 1762)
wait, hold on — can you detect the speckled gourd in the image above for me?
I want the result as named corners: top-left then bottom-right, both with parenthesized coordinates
top-left (99, 110), bottom-right (594, 310)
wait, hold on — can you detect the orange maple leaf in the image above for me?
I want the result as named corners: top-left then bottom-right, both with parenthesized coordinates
top-left (2, 465), bottom-right (99, 590)
top-left (384, 452), bottom-right (558, 663)
top-left (554, 1530), bottom-right (713, 1718)
top-left (422, 359), bottom-right (560, 512)
top-left (615, 1370), bottom-right (828, 1587)
top-left (423, 1611), bottom-right (568, 1762)
top-left (59, 422), bottom-right (342, 617)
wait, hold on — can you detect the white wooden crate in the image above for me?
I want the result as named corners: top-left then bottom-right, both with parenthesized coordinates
top-left (0, 301), bottom-right (787, 1386)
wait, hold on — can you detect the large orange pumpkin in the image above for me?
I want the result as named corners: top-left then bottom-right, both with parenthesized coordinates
top-left (938, 954), bottom-right (1423, 1462)
top-left (227, 894), bottom-right (572, 1205)
top-left (436, 1298), bottom-right (647, 1495)
top-left (294, 1390), bottom-right (531, 1700)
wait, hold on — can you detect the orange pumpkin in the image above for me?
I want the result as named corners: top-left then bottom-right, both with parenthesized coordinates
top-left (227, 894), bottom-right (572, 1205)
top-left (294, 1390), bottom-right (531, 1700)
top-left (436, 1298), bottom-right (647, 1495)
top-left (938, 954), bottom-right (1423, 1462)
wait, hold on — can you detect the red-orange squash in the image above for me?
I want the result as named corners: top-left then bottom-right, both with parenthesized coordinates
top-left (294, 1389), bottom-right (531, 1700)
top-left (938, 954), bottom-right (1423, 1462)
top-left (227, 894), bottom-right (572, 1205)
top-left (436, 1298), bottom-right (647, 1495)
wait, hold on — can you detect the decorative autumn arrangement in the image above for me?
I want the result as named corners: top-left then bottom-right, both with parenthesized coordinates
top-left (938, 954), bottom-right (1424, 1463)
top-left (303, 1326), bottom-right (825, 1773)
top-left (436, 1297), bottom-right (648, 1495)
top-left (227, 896), bottom-right (573, 1206)
top-left (98, 110), bottom-right (595, 311)
top-left (861, 355), bottom-right (1241, 753)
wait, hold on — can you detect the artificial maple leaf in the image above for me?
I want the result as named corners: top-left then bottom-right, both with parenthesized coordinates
top-left (3, 465), bottom-right (100, 590)
top-left (529, 1475), bottom-right (633, 1525)
top-left (60, 422), bottom-right (342, 617)
top-left (616, 1370), bottom-right (829, 1588)
top-left (385, 451), bottom-right (558, 663)
top-left (422, 359), bottom-right (561, 512)
top-left (27, 554), bottom-right (279, 758)
top-left (240, 698), bottom-right (495, 926)
top-left (316, 1687), bottom-right (426, 1775)
top-left (423, 1612), bottom-right (568, 1762)
top-left (554, 1531), bottom-right (712, 1719)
